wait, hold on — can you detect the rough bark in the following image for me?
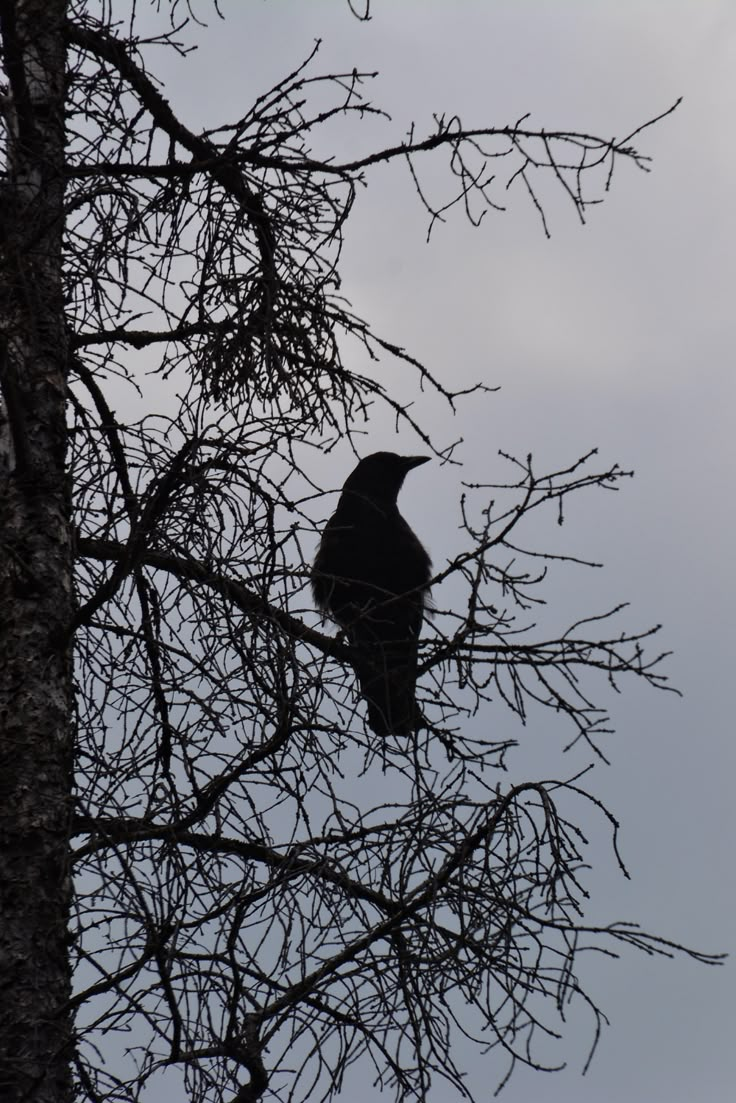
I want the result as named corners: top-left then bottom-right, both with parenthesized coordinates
top-left (0, 3), bottom-right (73, 1101)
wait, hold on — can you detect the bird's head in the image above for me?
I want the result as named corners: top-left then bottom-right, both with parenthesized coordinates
top-left (342, 452), bottom-right (430, 505)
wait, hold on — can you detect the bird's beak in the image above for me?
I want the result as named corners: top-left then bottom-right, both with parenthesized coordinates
top-left (403, 456), bottom-right (430, 471)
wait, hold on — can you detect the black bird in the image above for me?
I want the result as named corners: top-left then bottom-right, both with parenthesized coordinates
top-left (312, 452), bottom-right (432, 736)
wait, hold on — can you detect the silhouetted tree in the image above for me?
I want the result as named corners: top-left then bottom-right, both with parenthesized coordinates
top-left (0, 3), bottom-right (717, 1102)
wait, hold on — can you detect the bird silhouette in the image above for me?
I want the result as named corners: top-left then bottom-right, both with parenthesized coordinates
top-left (312, 452), bottom-right (432, 735)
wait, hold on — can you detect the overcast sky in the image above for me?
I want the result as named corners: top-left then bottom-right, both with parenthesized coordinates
top-left (141, 2), bottom-right (735, 1099)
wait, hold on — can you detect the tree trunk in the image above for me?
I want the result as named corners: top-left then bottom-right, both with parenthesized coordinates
top-left (0, 3), bottom-right (73, 1101)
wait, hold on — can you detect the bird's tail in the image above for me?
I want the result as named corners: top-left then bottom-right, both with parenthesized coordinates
top-left (350, 635), bottom-right (421, 737)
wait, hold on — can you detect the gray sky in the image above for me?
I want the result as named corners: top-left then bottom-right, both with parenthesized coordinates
top-left (145, 2), bottom-right (735, 1099)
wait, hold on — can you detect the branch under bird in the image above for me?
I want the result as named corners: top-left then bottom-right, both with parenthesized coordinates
top-left (312, 452), bottom-right (432, 736)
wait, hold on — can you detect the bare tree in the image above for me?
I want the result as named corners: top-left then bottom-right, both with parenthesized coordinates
top-left (0, 3), bottom-right (719, 1102)
top-left (1, 4), bottom-right (74, 1103)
